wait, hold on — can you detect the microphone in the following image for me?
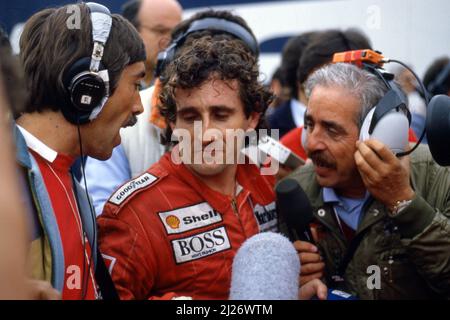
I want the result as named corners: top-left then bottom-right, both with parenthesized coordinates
top-left (426, 94), bottom-right (450, 166)
top-left (276, 178), bottom-right (315, 243)
top-left (229, 232), bottom-right (300, 300)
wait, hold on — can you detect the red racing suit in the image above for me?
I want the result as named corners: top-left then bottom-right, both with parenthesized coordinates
top-left (98, 153), bottom-right (277, 300)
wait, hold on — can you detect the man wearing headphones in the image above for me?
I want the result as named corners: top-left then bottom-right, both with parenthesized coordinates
top-left (289, 62), bottom-right (450, 299)
top-left (16, 2), bottom-right (146, 299)
top-left (96, 12), bottom-right (275, 300)
top-left (97, 15), bottom-right (327, 299)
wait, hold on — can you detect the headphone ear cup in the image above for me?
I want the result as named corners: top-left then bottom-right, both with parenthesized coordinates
top-left (62, 57), bottom-right (107, 125)
top-left (359, 107), bottom-right (410, 154)
top-left (70, 72), bottom-right (106, 111)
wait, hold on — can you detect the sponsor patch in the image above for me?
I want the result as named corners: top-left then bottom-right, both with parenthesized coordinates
top-left (171, 227), bottom-right (231, 264)
top-left (254, 202), bottom-right (278, 232)
top-left (101, 254), bottom-right (117, 274)
top-left (158, 202), bottom-right (222, 235)
top-left (109, 173), bottom-right (157, 205)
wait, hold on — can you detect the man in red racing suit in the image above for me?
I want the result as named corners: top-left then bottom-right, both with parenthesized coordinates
top-left (98, 151), bottom-right (277, 299)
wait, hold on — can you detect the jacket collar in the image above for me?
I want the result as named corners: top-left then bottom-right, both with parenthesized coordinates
top-left (158, 152), bottom-right (275, 214)
top-left (296, 164), bottom-right (386, 238)
top-left (14, 124), bottom-right (32, 169)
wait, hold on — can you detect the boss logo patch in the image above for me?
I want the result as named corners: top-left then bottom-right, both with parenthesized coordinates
top-left (109, 173), bottom-right (157, 205)
top-left (159, 202), bottom-right (222, 235)
top-left (171, 227), bottom-right (231, 264)
top-left (254, 202), bottom-right (278, 232)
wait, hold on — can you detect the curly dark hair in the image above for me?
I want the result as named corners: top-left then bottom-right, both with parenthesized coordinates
top-left (159, 34), bottom-right (272, 145)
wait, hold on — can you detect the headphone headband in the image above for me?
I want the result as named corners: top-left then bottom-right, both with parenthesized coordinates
top-left (183, 18), bottom-right (258, 55)
top-left (62, 2), bottom-right (112, 124)
top-left (155, 17), bottom-right (258, 78)
top-left (86, 2), bottom-right (112, 73)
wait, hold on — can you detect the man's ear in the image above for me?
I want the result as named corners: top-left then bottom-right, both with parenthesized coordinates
top-left (247, 111), bottom-right (261, 130)
top-left (169, 121), bottom-right (176, 131)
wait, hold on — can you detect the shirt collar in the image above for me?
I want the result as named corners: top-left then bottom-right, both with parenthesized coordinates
top-left (323, 187), bottom-right (341, 205)
top-left (322, 187), bottom-right (370, 211)
top-left (17, 125), bottom-right (58, 163)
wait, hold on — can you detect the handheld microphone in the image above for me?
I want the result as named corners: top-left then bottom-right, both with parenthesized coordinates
top-left (229, 232), bottom-right (300, 300)
top-left (426, 94), bottom-right (450, 166)
top-left (276, 178), bottom-right (315, 243)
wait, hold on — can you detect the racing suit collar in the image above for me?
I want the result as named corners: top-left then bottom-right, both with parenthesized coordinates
top-left (159, 153), bottom-right (274, 214)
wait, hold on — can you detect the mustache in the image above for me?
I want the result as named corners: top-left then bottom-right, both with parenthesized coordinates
top-left (308, 151), bottom-right (337, 169)
top-left (123, 115), bottom-right (138, 128)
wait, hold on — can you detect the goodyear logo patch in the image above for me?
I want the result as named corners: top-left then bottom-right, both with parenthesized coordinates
top-left (109, 173), bottom-right (157, 205)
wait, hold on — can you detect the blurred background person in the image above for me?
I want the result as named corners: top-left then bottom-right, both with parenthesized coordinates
top-left (268, 32), bottom-right (317, 139)
top-left (392, 64), bottom-right (427, 143)
top-left (266, 66), bottom-right (288, 113)
top-left (424, 56), bottom-right (450, 98)
top-left (122, 0), bottom-right (183, 88)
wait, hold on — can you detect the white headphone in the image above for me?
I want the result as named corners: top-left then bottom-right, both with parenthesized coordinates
top-left (301, 78), bottom-right (411, 155)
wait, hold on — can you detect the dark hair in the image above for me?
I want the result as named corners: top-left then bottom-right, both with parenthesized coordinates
top-left (121, 0), bottom-right (141, 30)
top-left (19, 3), bottom-right (146, 114)
top-left (159, 35), bottom-right (272, 145)
top-left (297, 28), bottom-right (372, 85)
top-left (280, 31), bottom-right (317, 99)
top-left (0, 26), bottom-right (25, 117)
top-left (170, 9), bottom-right (259, 57)
top-left (423, 56), bottom-right (450, 96)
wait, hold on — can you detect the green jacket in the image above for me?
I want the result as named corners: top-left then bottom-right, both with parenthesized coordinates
top-left (286, 145), bottom-right (450, 299)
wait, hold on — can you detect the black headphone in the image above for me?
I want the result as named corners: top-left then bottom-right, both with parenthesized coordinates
top-left (154, 17), bottom-right (258, 79)
top-left (427, 61), bottom-right (450, 97)
top-left (62, 2), bottom-right (112, 125)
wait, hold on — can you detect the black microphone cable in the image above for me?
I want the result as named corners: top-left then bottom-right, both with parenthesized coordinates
top-left (385, 59), bottom-right (430, 157)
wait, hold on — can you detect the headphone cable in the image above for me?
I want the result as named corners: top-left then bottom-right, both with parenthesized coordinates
top-left (386, 59), bottom-right (430, 157)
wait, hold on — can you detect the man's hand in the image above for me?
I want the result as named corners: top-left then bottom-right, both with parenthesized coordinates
top-left (293, 240), bottom-right (324, 286)
top-left (27, 279), bottom-right (61, 300)
top-left (299, 279), bottom-right (328, 300)
top-left (354, 139), bottom-right (415, 209)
